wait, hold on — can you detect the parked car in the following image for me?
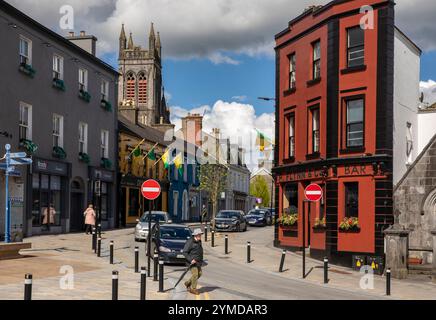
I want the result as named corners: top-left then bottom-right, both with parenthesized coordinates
top-left (212, 210), bottom-right (247, 232)
top-left (148, 224), bottom-right (192, 264)
top-left (135, 211), bottom-right (172, 242)
top-left (246, 209), bottom-right (273, 226)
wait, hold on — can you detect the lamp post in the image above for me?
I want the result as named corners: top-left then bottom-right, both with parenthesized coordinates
top-left (4, 144), bottom-right (11, 243)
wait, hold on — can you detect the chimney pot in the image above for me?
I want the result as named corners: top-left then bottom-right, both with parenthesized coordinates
top-left (69, 31), bottom-right (75, 37)
top-left (80, 30), bottom-right (86, 36)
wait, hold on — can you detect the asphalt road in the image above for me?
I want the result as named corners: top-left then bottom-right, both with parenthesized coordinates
top-left (154, 226), bottom-right (385, 300)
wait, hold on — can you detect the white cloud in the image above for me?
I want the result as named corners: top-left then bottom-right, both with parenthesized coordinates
top-left (209, 52), bottom-right (241, 66)
top-left (420, 79), bottom-right (436, 105)
top-left (170, 100), bottom-right (275, 171)
top-left (231, 95), bottom-right (248, 102)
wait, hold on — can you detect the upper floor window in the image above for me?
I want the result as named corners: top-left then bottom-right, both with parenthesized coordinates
top-left (347, 27), bottom-right (365, 67)
top-left (53, 55), bottom-right (64, 80)
top-left (346, 98), bottom-right (364, 148)
top-left (101, 79), bottom-right (109, 101)
top-left (101, 130), bottom-right (109, 159)
top-left (79, 122), bottom-right (88, 154)
top-left (138, 72), bottom-right (147, 104)
top-left (126, 72), bottom-right (136, 101)
top-left (288, 53), bottom-right (296, 89)
top-left (310, 108), bottom-right (320, 154)
top-left (19, 102), bottom-right (32, 141)
top-left (19, 36), bottom-right (32, 65)
top-left (288, 114), bottom-right (295, 158)
top-left (79, 68), bottom-right (88, 92)
top-left (53, 114), bottom-right (64, 148)
top-left (312, 41), bottom-right (321, 80)
top-left (344, 182), bottom-right (359, 218)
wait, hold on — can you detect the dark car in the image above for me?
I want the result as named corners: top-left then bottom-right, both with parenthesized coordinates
top-left (212, 210), bottom-right (247, 232)
top-left (148, 224), bottom-right (192, 264)
top-left (246, 209), bottom-right (273, 227)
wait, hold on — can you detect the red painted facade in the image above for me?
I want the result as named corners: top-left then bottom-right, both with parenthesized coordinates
top-left (273, 0), bottom-right (395, 266)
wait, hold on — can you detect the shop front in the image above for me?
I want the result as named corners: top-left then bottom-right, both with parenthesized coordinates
top-left (275, 160), bottom-right (393, 266)
top-left (28, 158), bottom-right (71, 236)
top-left (89, 167), bottom-right (115, 230)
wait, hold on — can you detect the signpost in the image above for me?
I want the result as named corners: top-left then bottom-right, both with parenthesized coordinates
top-left (2, 144), bottom-right (32, 243)
top-left (141, 179), bottom-right (161, 277)
top-left (302, 184), bottom-right (323, 278)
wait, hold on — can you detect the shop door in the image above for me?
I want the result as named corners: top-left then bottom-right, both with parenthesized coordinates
top-left (70, 193), bottom-right (84, 232)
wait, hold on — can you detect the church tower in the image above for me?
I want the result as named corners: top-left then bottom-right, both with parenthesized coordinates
top-left (118, 23), bottom-right (171, 127)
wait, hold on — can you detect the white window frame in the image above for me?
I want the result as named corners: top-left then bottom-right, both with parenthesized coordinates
top-left (101, 130), bottom-right (109, 159)
top-left (53, 54), bottom-right (64, 80)
top-left (53, 114), bottom-right (64, 148)
top-left (79, 122), bottom-right (88, 154)
top-left (19, 36), bottom-right (32, 65)
top-left (79, 68), bottom-right (88, 92)
top-left (101, 79), bottom-right (109, 101)
top-left (19, 102), bottom-right (32, 141)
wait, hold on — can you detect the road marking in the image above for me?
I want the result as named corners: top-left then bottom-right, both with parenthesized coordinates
top-left (205, 292), bottom-right (210, 300)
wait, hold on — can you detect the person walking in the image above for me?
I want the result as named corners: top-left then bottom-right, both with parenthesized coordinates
top-left (83, 204), bottom-right (96, 235)
top-left (42, 204), bottom-right (56, 231)
top-left (183, 228), bottom-right (204, 295)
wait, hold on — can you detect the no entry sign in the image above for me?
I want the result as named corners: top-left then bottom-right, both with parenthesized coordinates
top-left (304, 184), bottom-right (323, 202)
top-left (141, 179), bottom-right (161, 200)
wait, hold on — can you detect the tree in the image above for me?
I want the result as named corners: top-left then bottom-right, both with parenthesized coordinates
top-left (250, 176), bottom-right (270, 207)
top-left (199, 164), bottom-right (228, 220)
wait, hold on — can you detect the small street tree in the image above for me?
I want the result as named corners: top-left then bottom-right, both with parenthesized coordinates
top-left (250, 175), bottom-right (270, 207)
top-left (199, 163), bottom-right (228, 220)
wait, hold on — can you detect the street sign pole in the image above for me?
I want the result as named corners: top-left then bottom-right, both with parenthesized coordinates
top-left (4, 144), bottom-right (11, 243)
top-left (302, 200), bottom-right (306, 278)
top-left (147, 200), bottom-right (152, 277)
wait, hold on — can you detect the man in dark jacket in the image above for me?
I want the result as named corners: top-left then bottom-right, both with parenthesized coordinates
top-left (183, 228), bottom-right (204, 295)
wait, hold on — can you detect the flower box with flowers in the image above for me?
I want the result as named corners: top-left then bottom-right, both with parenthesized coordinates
top-left (339, 217), bottom-right (361, 233)
top-left (19, 63), bottom-right (36, 78)
top-left (79, 90), bottom-right (91, 103)
top-left (101, 99), bottom-right (112, 112)
top-left (313, 217), bottom-right (327, 232)
top-left (277, 213), bottom-right (298, 230)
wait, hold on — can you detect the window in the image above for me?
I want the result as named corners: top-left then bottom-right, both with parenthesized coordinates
top-left (346, 98), bottom-right (364, 148)
top-left (19, 102), bottom-right (32, 141)
top-left (288, 53), bottom-right (296, 89)
top-left (101, 130), bottom-right (109, 159)
top-left (79, 68), bottom-right (88, 92)
top-left (347, 27), bottom-right (365, 67)
top-left (19, 36), bottom-right (32, 65)
top-left (288, 114), bottom-right (295, 158)
top-left (311, 108), bottom-right (320, 153)
top-left (406, 122), bottom-right (413, 165)
top-left (53, 55), bottom-right (63, 80)
top-left (79, 122), bottom-right (88, 154)
top-left (101, 79), bottom-right (109, 101)
top-left (138, 72), bottom-right (147, 104)
top-left (52, 114), bottom-right (64, 148)
top-left (283, 183), bottom-right (298, 215)
top-left (345, 182), bottom-right (359, 218)
top-left (126, 72), bottom-right (136, 101)
top-left (312, 41), bottom-right (321, 80)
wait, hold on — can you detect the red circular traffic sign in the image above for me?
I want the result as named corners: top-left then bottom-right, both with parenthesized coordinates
top-left (304, 184), bottom-right (323, 202)
top-left (141, 179), bottom-right (161, 200)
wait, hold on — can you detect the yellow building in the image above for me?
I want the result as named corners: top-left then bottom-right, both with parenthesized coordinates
top-left (118, 115), bottom-right (170, 226)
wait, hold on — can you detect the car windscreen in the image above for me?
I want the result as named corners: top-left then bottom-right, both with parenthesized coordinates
top-left (159, 227), bottom-right (192, 240)
top-left (216, 212), bottom-right (240, 219)
top-left (140, 214), bottom-right (166, 223)
top-left (248, 210), bottom-right (266, 217)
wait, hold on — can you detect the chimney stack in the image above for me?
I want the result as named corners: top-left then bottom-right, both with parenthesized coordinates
top-left (66, 30), bottom-right (98, 56)
top-left (182, 113), bottom-right (203, 147)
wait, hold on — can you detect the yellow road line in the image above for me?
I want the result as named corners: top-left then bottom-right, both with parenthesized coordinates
top-left (205, 292), bottom-right (210, 300)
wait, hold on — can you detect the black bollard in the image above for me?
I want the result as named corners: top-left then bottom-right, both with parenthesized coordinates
top-left (92, 228), bottom-right (97, 252)
top-left (24, 274), bottom-right (32, 300)
top-left (247, 242), bottom-right (251, 263)
top-left (158, 260), bottom-right (164, 292)
top-left (204, 224), bottom-right (208, 242)
top-left (225, 235), bottom-right (229, 254)
top-left (97, 238), bottom-right (102, 257)
top-left (140, 267), bottom-right (146, 300)
top-left (109, 241), bottom-right (114, 264)
top-left (134, 247), bottom-right (139, 273)
top-left (153, 253), bottom-right (159, 282)
top-left (279, 250), bottom-right (286, 273)
top-left (211, 231), bottom-right (215, 247)
top-left (386, 268), bottom-right (391, 296)
top-left (98, 223), bottom-right (102, 238)
top-left (324, 257), bottom-right (329, 284)
top-left (112, 271), bottom-right (119, 300)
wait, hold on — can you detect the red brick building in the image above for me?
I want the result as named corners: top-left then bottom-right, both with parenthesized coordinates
top-left (273, 0), bottom-right (396, 266)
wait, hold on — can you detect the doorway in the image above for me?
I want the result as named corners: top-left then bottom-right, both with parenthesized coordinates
top-left (70, 179), bottom-right (84, 232)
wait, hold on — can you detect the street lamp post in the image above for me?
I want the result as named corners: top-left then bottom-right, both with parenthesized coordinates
top-left (4, 144), bottom-right (11, 243)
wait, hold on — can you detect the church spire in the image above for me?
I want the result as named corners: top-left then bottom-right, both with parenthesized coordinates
top-left (156, 32), bottom-right (162, 57)
top-left (149, 22), bottom-right (156, 57)
top-left (128, 32), bottom-right (134, 49)
top-left (119, 23), bottom-right (127, 55)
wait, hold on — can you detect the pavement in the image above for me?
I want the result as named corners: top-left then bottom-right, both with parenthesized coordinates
top-left (0, 225), bottom-right (435, 300)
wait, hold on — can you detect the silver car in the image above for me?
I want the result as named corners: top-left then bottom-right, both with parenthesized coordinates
top-left (135, 211), bottom-right (172, 242)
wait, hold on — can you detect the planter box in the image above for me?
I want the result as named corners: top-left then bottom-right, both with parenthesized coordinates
top-left (281, 225), bottom-right (298, 238)
top-left (338, 228), bottom-right (361, 233)
top-left (312, 226), bottom-right (327, 233)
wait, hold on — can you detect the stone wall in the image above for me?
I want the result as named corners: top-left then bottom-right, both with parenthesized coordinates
top-left (394, 134), bottom-right (436, 264)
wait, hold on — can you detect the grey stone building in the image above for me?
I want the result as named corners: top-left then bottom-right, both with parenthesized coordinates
top-left (118, 23), bottom-right (170, 128)
top-left (0, 1), bottom-right (118, 239)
